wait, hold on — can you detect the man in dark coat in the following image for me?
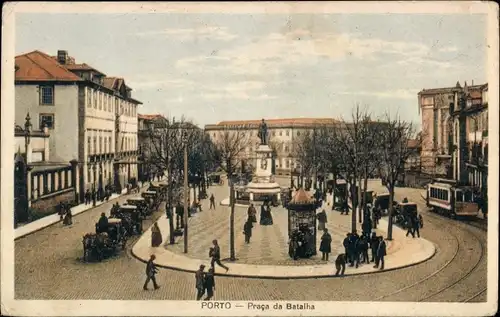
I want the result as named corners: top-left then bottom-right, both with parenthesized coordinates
top-left (358, 235), bottom-right (370, 265)
top-left (97, 212), bottom-right (109, 234)
top-left (195, 265), bottom-right (206, 300)
top-left (343, 233), bottom-right (351, 263)
top-left (374, 236), bottom-right (387, 270)
top-left (204, 268), bottom-right (216, 300)
top-left (412, 215), bottom-right (421, 238)
top-left (209, 194), bottom-right (216, 210)
top-left (243, 218), bottom-right (253, 244)
top-left (334, 253), bottom-right (346, 276)
top-left (84, 189), bottom-right (91, 205)
top-left (406, 216), bottom-right (415, 238)
top-left (143, 254), bottom-right (160, 290)
top-left (370, 232), bottom-right (379, 263)
top-left (348, 230), bottom-right (360, 267)
top-left (319, 228), bottom-right (332, 261)
top-left (210, 240), bottom-right (229, 272)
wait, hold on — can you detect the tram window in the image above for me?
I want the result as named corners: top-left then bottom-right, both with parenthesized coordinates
top-left (456, 191), bottom-right (463, 202)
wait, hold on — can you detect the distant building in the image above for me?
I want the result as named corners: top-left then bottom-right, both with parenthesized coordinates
top-left (204, 118), bottom-right (338, 177)
top-left (15, 50), bottom-right (142, 203)
top-left (137, 114), bottom-right (169, 181)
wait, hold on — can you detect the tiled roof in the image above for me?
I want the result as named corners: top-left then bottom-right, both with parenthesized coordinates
top-left (216, 118), bottom-right (338, 126)
top-left (15, 50), bottom-right (82, 81)
top-left (138, 114), bottom-right (165, 120)
top-left (65, 63), bottom-right (106, 75)
top-left (103, 77), bottom-right (118, 90)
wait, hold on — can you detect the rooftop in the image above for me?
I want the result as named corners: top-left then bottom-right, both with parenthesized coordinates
top-left (15, 50), bottom-right (83, 82)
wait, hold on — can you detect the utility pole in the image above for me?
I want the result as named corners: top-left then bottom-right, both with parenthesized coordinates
top-left (183, 131), bottom-right (189, 254)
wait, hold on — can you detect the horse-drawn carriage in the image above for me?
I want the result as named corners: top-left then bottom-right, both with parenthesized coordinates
top-left (394, 202), bottom-right (423, 229)
top-left (83, 218), bottom-right (127, 262)
top-left (332, 180), bottom-right (348, 210)
top-left (208, 172), bottom-right (224, 186)
top-left (372, 193), bottom-right (397, 215)
top-left (127, 197), bottom-right (150, 217)
top-left (142, 190), bottom-right (160, 210)
top-left (110, 205), bottom-right (143, 235)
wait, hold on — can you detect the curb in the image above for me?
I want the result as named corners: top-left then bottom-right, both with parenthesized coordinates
top-left (14, 184), bottom-right (152, 241)
top-left (130, 233), bottom-right (437, 280)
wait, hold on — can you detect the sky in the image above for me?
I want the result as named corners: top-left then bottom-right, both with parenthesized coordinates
top-left (15, 13), bottom-right (487, 128)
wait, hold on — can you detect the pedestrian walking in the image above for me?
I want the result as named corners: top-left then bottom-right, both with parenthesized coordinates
top-left (143, 255), bottom-right (160, 290)
top-left (374, 236), bottom-right (387, 270)
top-left (406, 216), bottom-right (415, 238)
top-left (85, 189), bottom-right (91, 205)
top-left (209, 194), bottom-right (216, 210)
top-left (243, 218), bottom-right (253, 244)
top-left (195, 265), bottom-right (206, 300)
top-left (412, 214), bottom-right (421, 238)
top-left (334, 253), bottom-right (346, 276)
top-left (209, 240), bottom-right (229, 272)
top-left (204, 268), bottom-right (215, 300)
top-left (319, 228), bottom-right (332, 261)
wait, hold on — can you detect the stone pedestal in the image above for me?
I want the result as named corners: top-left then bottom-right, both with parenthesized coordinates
top-left (246, 145), bottom-right (281, 203)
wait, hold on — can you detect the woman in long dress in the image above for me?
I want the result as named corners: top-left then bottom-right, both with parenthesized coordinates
top-left (151, 222), bottom-right (163, 247)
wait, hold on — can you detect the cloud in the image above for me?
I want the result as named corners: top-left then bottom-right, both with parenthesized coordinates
top-left (134, 26), bottom-right (237, 41)
top-left (202, 92), bottom-right (277, 100)
top-left (175, 28), bottom-right (432, 76)
top-left (337, 89), bottom-right (419, 100)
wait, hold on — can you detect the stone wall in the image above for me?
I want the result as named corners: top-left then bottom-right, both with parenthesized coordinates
top-left (31, 189), bottom-right (75, 216)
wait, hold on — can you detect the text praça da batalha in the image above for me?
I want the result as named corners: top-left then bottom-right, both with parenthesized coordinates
top-left (200, 302), bottom-right (315, 311)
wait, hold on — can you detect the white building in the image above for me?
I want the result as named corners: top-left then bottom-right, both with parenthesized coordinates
top-left (15, 50), bottom-right (141, 201)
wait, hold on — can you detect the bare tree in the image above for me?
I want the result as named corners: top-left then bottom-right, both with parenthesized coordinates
top-left (146, 116), bottom-right (208, 244)
top-left (294, 130), bottom-right (315, 188)
top-left (378, 113), bottom-right (419, 240)
top-left (206, 127), bottom-right (250, 261)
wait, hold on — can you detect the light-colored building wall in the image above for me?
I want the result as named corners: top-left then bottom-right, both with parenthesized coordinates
top-left (15, 84), bottom-right (79, 163)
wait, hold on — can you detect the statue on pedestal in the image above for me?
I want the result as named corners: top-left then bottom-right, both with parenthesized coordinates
top-left (257, 119), bottom-right (268, 145)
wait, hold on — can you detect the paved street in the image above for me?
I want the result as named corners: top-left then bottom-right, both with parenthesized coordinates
top-left (14, 180), bottom-right (487, 301)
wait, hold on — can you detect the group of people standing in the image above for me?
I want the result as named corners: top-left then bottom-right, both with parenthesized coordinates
top-left (84, 185), bottom-right (112, 205)
top-left (58, 202), bottom-right (73, 226)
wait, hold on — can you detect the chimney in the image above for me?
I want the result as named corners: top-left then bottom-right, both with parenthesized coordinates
top-left (57, 50), bottom-right (68, 64)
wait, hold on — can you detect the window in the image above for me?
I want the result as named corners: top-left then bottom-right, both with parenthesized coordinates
top-left (99, 136), bottom-right (102, 153)
top-left (87, 136), bottom-right (91, 154)
top-left (87, 88), bottom-right (92, 108)
top-left (109, 136), bottom-right (112, 152)
top-left (94, 90), bottom-right (98, 109)
top-left (272, 131), bottom-right (276, 137)
top-left (93, 137), bottom-right (97, 155)
top-left (98, 92), bottom-right (102, 110)
top-left (104, 137), bottom-right (107, 153)
top-left (286, 130), bottom-right (289, 136)
top-left (285, 145), bottom-right (289, 152)
top-left (39, 114), bottom-right (55, 129)
top-left (297, 131), bottom-right (301, 136)
top-left (286, 160), bottom-right (290, 168)
top-left (456, 191), bottom-right (463, 202)
top-left (39, 86), bottom-right (54, 105)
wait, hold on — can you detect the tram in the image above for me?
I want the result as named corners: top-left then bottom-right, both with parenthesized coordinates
top-left (425, 178), bottom-right (480, 218)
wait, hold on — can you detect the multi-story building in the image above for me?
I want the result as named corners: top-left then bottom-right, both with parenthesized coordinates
top-left (418, 81), bottom-right (484, 177)
top-left (15, 50), bottom-right (141, 202)
top-left (204, 118), bottom-right (338, 176)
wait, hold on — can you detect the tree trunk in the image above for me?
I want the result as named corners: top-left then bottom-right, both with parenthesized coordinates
top-left (229, 181), bottom-right (236, 261)
top-left (168, 166), bottom-right (175, 244)
top-left (357, 176), bottom-right (363, 223)
top-left (387, 186), bottom-right (395, 240)
top-left (350, 176), bottom-right (357, 232)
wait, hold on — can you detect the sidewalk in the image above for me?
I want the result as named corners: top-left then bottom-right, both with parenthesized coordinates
top-left (14, 179), bottom-right (166, 240)
top-left (131, 192), bottom-right (436, 279)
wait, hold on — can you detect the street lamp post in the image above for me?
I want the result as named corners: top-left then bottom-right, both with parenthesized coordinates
top-left (183, 130), bottom-right (189, 254)
top-left (92, 163), bottom-right (97, 206)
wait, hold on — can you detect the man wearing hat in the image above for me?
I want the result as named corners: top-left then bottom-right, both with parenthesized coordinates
top-left (195, 264), bottom-right (206, 300)
top-left (143, 254), bottom-right (160, 290)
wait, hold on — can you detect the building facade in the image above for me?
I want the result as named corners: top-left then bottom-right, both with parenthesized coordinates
top-left (204, 118), bottom-right (338, 176)
top-left (418, 81), bottom-right (484, 177)
top-left (15, 50), bottom-right (141, 203)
